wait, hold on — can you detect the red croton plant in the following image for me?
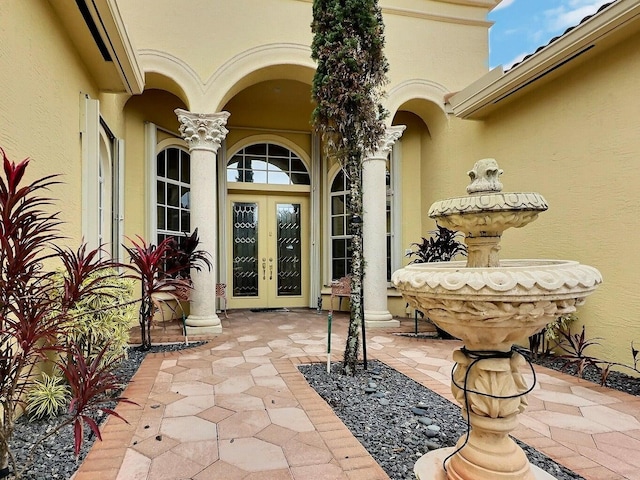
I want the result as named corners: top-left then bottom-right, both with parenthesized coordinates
top-left (0, 150), bottom-right (133, 479)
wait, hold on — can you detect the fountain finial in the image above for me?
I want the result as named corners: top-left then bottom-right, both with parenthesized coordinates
top-left (467, 158), bottom-right (503, 194)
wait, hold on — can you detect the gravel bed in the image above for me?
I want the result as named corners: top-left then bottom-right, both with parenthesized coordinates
top-left (532, 354), bottom-right (640, 396)
top-left (300, 360), bottom-right (583, 480)
top-left (5, 342), bottom-right (204, 480)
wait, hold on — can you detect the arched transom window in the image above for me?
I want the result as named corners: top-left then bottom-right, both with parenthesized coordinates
top-left (227, 143), bottom-right (310, 185)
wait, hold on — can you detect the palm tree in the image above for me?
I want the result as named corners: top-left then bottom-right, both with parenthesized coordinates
top-left (311, 0), bottom-right (389, 375)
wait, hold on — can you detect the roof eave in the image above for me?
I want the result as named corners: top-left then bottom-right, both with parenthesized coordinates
top-left (449, 0), bottom-right (640, 119)
top-left (96, 0), bottom-right (144, 95)
top-left (49, 0), bottom-right (144, 95)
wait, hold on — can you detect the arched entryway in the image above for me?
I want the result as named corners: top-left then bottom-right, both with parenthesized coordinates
top-left (225, 141), bottom-right (311, 309)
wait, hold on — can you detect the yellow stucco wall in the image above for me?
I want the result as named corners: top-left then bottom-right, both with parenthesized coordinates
top-left (0, 0), bottom-right (124, 246)
top-left (117, 0), bottom-right (490, 106)
top-left (118, 0), bottom-right (314, 83)
top-left (421, 32), bottom-right (640, 368)
top-left (6, 0), bottom-right (636, 370)
top-left (123, 90), bottom-right (188, 240)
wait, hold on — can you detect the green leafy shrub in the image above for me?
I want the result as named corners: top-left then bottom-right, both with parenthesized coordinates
top-left (406, 225), bottom-right (467, 264)
top-left (53, 267), bottom-right (136, 367)
top-left (528, 313), bottom-right (576, 359)
top-left (26, 373), bottom-right (70, 420)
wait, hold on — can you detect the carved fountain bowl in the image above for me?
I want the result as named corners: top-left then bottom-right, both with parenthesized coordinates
top-left (392, 259), bottom-right (602, 351)
top-left (428, 192), bottom-right (548, 237)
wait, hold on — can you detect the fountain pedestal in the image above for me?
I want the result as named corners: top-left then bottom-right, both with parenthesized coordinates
top-left (392, 159), bottom-right (602, 480)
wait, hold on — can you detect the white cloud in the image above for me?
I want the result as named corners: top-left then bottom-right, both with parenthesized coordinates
top-left (493, 0), bottom-right (516, 12)
top-left (545, 0), bottom-right (612, 32)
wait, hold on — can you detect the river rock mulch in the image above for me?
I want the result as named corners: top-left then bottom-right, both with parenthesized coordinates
top-left (299, 360), bottom-right (583, 480)
top-left (532, 354), bottom-right (640, 397)
top-left (5, 342), bottom-right (204, 480)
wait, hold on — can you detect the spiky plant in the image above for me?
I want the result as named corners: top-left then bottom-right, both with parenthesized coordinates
top-left (50, 267), bottom-right (136, 367)
top-left (123, 234), bottom-right (211, 350)
top-left (163, 229), bottom-right (212, 281)
top-left (0, 149), bottom-right (131, 479)
top-left (311, 0), bottom-right (389, 375)
top-left (25, 373), bottom-right (70, 420)
top-left (406, 225), bottom-right (467, 264)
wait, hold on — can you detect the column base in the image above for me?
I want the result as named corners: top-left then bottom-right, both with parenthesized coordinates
top-left (185, 324), bottom-right (222, 335)
top-left (185, 313), bottom-right (222, 332)
top-left (414, 448), bottom-right (557, 480)
top-left (364, 311), bottom-right (399, 328)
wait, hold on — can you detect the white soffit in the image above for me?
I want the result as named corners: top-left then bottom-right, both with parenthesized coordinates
top-left (49, 0), bottom-right (143, 94)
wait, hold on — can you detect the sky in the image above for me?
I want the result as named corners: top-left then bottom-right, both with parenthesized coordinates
top-left (488, 0), bottom-right (613, 69)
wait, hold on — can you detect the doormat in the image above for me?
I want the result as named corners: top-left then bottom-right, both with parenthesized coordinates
top-left (250, 307), bottom-right (290, 313)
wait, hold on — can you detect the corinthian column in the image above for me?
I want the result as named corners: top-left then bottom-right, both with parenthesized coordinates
top-left (363, 125), bottom-right (405, 328)
top-left (175, 109), bottom-right (230, 334)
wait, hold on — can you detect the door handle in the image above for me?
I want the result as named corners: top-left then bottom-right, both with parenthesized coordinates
top-left (262, 258), bottom-right (266, 280)
top-left (269, 257), bottom-right (273, 280)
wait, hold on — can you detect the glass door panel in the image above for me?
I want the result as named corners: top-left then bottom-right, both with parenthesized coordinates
top-left (227, 194), bottom-right (308, 309)
top-left (276, 203), bottom-right (302, 296)
top-left (231, 202), bottom-right (259, 297)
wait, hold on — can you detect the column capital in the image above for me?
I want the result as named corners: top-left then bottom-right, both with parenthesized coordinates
top-left (175, 109), bottom-right (230, 153)
top-left (365, 125), bottom-right (406, 162)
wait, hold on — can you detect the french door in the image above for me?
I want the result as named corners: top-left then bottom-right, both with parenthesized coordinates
top-left (227, 194), bottom-right (309, 309)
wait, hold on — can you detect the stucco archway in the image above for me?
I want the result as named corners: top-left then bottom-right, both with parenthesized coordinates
top-left (137, 50), bottom-right (201, 110)
top-left (386, 79), bottom-right (450, 134)
top-left (204, 43), bottom-right (316, 112)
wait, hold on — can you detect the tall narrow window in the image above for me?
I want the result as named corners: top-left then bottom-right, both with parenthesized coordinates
top-left (98, 120), bottom-right (122, 260)
top-left (330, 170), bottom-right (352, 280)
top-left (156, 147), bottom-right (191, 243)
top-left (329, 159), bottom-right (394, 282)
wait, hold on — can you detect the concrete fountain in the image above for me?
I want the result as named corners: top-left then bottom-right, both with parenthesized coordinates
top-left (392, 159), bottom-right (602, 480)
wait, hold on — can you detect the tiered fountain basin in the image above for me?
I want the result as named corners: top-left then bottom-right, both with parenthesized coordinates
top-left (392, 159), bottom-right (602, 480)
top-left (393, 259), bottom-right (602, 351)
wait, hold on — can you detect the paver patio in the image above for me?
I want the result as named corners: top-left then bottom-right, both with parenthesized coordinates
top-left (72, 309), bottom-right (640, 480)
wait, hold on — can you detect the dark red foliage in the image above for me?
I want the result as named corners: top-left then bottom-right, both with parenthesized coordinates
top-left (58, 344), bottom-right (134, 456)
top-left (0, 149), bottom-right (128, 475)
top-left (163, 229), bottom-right (213, 280)
top-left (123, 233), bottom-right (211, 350)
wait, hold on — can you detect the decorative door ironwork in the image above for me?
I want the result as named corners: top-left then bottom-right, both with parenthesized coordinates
top-left (232, 202), bottom-right (259, 297)
top-left (276, 203), bottom-right (302, 296)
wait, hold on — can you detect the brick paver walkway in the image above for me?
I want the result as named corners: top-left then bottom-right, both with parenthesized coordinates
top-left (72, 309), bottom-right (640, 480)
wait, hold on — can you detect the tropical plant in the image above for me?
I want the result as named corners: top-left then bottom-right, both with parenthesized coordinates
top-left (555, 324), bottom-right (602, 378)
top-left (0, 150), bottom-right (131, 479)
top-left (52, 267), bottom-right (136, 367)
top-left (123, 233), bottom-right (211, 350)
top-left (57, 344), bottom-right (131, 458)
top-left (163, 229), bottom-right (211, 281)
top-left (311, 0), bottom-right (389, 375)
top-left (25, 373), bottom-right (70, 420)
top-left (405, 225), bottom-right (467, 339)
top-left (537, 318), bottom-right (640, 386)
top-left (406, 225), bottom-right (467, 264)
top-left (528, 313), bottom-right (576, 359)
